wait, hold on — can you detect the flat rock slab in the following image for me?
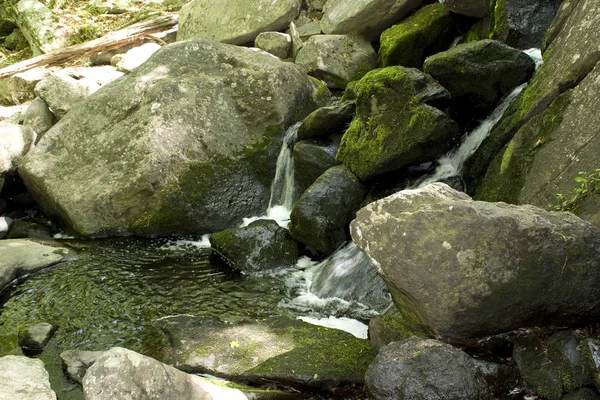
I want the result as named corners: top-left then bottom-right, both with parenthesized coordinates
top-left (0, 239), bottom-right (71, 291)
top-left (0, 355), bottom-right (56, 399)
top-left (156, 315), bottom-right (375, 389)
top-left (351, 183), bottom-right (600, 339)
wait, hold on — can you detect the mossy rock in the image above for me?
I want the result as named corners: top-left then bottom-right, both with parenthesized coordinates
top-left (514, 337), bottom-right (563, 400)
top-left (210, 219), bottom-right (298, 273)
top-left (297, 101), bottom-right (355, 141)
top-left (423, 39), bottom-right (535, 124)
top-left (336, 66), bottom-right (458, 180)
top-left (546, 331), bottom-right (592, 392)
top-left (368, 310), bottom-right (429, 352)
top-left (378, 3), bottom-right (455, 68)
top-left (289, 165), bottom-right (366, 255)
top-left (155, 315), bottom-right (375, 390)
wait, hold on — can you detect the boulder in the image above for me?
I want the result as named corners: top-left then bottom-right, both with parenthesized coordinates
top-left (255, 32), bottom-right (292, 59)
top-left (34, 71), bottom-right (90, 119)
top-left (320, 0), bottom-right (425, 41)
top-left (210, 219), bottom-right (298, 273)
top-left (177, 0), bottom-right (301, 45)
top-left (22, 97), bottom-right (55, 136)
top-left (0, 239), bottom-right (71, 291)
top-left (365, 337), bottom-right (491, 400)
top-left (293, 139), bottom-right (338, 194)
top-left (490, 0), bottom-right (562, 49)
top-left (60, 349), bottom-right (105, 384)
top-left (289, 165), bottom-right (366, 255)
top-left (0, 355), bottom-right (56, 399)
top-left (423, 39), bottom-right (535, 120)
top-left (296, 21), bottom-right (321, 40)
top-left (4, 28), bottom-right (28, 50)
top-left (368, 310), bottom-right (429, 351)
top-left (547, 331), bottom-right (593, 392)
top-left (295, 34), bottom-right (377, 89)
top-left (0, 67), bottom-right (55, 106)
top-left (83, 347), bottom-right (249, 400)
top-left (297, 101), bottom-right (355, 141)
top-left (0, 123), bottom-right (36, 175)
top-left (379, 3), bottom-right (456, 68)
top-left (111, 42), bottom-right (162, 72)
top-left (514, 337), bottom-right (563, 400)
top-left (156, 315), bottom-right (375, 389)
top-left (18, 322), bottom-right (57, 353)
top-left (439, 0), bottom-right (490, 17)
top-left (351, 183), bottom-right (600, 339)
top-left (7, 220), bottom-right (59, 239)
top-left (336, 66), bottom-right (458, 180)
top-left (474, 359), bottom-right (520, 399)
top-left (19, 38), bottom-right (328, 237)
top-left (15, 0), bottom-right (67, 55)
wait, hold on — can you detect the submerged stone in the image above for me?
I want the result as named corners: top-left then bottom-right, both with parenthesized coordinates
top-left (210, 219), bottom-right (298, 273)
top-left (336, 66), bottom-right (457, 180)
top-left (351, 183), bottom-right (600, 339)
top-left (289, 165), bottom-right (366, 255)
top-left (19, 38), bottom-right (328, 237)
top-left (156, 315), bottom-right (375, 389)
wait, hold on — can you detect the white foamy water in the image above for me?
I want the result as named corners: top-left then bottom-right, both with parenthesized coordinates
top-left (298, 316), bottom-right (369, 339)
top-left (160, 234), bottom-right (212, 250)
top-left (240, 205), bottom-right (291, 229)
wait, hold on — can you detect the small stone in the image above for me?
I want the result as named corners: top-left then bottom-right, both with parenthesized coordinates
top-left (255, 32), bottom-right (292, 59)
top-left (60, 350), bottom-right (105, 384)
top-left (112, 42), bottom-right (162, 72)
top-left (289, 21), bottom-right (303, 59)
top-left (34, 72), bottom-right (90, 119)
top-left (22, 97), bottom-right (56, 136)
top-left (18, 322), bottom-right (57, 353)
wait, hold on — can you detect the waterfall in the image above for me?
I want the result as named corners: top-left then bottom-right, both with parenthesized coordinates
top-left (241, 122), bottom-right (300, 228)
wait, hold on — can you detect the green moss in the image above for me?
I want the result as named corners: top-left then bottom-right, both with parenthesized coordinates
top-left (378, 3), bottom-right (452, 68)
top-left (490, 0), bottom-right (509, 42)
top-left (68, 25), bottom-right (99, 45)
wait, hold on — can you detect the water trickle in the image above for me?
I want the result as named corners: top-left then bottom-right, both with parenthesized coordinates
top-left (268, 122), bottom-right (300, 211)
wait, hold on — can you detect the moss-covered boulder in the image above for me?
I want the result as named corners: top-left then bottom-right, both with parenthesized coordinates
top-left (514, 337), bottom-right (563, 400)
top-left (155, 315), bottom-right (375, 390)
top-left (19, 38), bottom-right (328, 237)
top-left (293, 140), bottom-right (338, 195)
top-left (365, 337), bottom-right (492, 400)
top-left (210, 219), bottom-right (298, 273)
top-left (546, 331), bottom-right (593, 393)
top-left (177, 0), bottom-right (301, 45)
top-left (289, 165), bottom-right (366, 255)
top-left (320, 0), bottom-right (426, 41)
top-left (297, 101), bottom-right (355, 141)
top-left (423, 39), bottom-right (535, 122)
top-left (336, 66), bottom-right (458, 181)
top-left (351, 183), bottom-right (600, 339)
top-left (368, 310), bottom-right (429, 351)
top-left (295, 34), bottom-right (377, 89)
top-left (378, 3), bottom-right (456, 68)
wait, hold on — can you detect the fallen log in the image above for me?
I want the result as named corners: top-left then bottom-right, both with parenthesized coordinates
top-left (0, 14), bottom-right (178, 79)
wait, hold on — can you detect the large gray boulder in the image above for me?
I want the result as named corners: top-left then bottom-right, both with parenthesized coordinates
top-left (177, 0), bottom-right (301, 45)
top-left (0, 239), bottom-right (71, 291)
top-left (83, 347), bottom-right (249, 400)
top-left (351, 183), bottom-right (600, 339)
top-left (19, 38), bottom-right (328, 237)
top-left (289, 165), bottom-right (366, 255)
top-left (365, 337), bottom-right (491, 400)
top-left (336, 66), bottom-right (458, 180)
top-left (320, 0), bottom-right (425, 41)
top-left (156, 315), bottom-right (375, 389)
top-left (295, 34), bottom-right (377, 89)
top-left (0, 355), bottom-right (56, 400)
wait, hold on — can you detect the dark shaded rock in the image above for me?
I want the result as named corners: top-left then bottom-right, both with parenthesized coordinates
top-left (368, 310), bottom-right (429, 352)
top-left (295, 34), bottom-right (377, 89)
top-left (4, 28), bottom-right (28, 50)
top-left (379, 3), bottom-right (456, 68)
top-left (289, 165), bottom-right (366, 255)
top-left (18, 322), bottom-right (57, 353)
top-left (60, 349), bottom-right (105, 384)
top-left (336, 66), bottom-right (458, 180)
top-left (439, 0), bottom-right (490, 17)
top-left (562, 388), bottom-right (600, 400)
top-left (22, 97), bottom-right (55, 137)
top-left (546, 331), bottom-right (593, 392)
top-left (297, 101), bottom-right (355, 141)
top-left (7, 219), bottom-right (54, 239)
top-left (155, 315), bottom-right (375, 390)
top-left (365, 337), bottom-right (492, 400)
top-left (473, 359), bottom-right (520, 399)
top-left (514, 337), bottom-right (563, 400)
top-left (19, 38), bottom-right (328, 238)
top-left (581, 339), bottom-right (600, 391)
top-left (293, 140), bottom-right (338, 195)
top-left (210, 219), bottom-right (298, 273)
top-left (423, 39), bottom-right (535, 122)
top-left (351, 183), bottom-right (600, 339)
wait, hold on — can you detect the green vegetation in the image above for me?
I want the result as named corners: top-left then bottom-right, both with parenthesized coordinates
top-left (555, 169), bottom-right (600, 212)
top-left (67, 24), bottom-right (98, 45)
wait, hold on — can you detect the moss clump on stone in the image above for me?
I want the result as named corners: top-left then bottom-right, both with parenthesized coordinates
top-left (378, 3), bottom-right (453, 68)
